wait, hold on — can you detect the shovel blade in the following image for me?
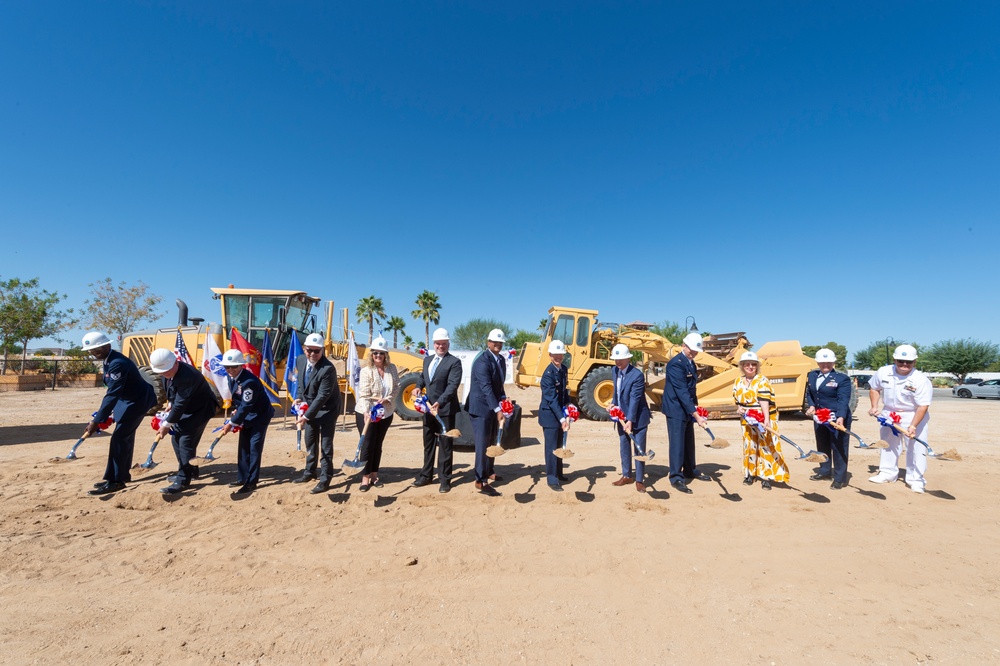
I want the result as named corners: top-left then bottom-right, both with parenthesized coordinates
top-left (872, 439), bottom-right (890, 449)
top-left (443, 429), bottom-right (462, 438)
top-left (707, 438), bottom-right (730, 449)
top-left (553, 449), bottom-right (575, 459)
top-left (140, 459), bottom-right (158, 469)
top-left (341, 459), bottom-right (366, 473)
top-left (634, 450), bottom-right (655, 462)
top-left (804, 452), bottom-right (829, 463)
top-left (485, 445), bottom-right (506, 458)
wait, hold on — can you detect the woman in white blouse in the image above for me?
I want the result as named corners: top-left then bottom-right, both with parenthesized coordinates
top-left (354, 336), bottom-right (399, 491)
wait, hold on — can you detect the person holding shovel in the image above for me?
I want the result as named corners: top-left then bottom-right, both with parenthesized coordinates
top-left (867, 344), bottom-right (933, 494)
top-left (733, 351), bottom-right (789, 490)
top-left (411, 327), bottom-right (462, 493)
top-left (293, 333), bottom-right (342, 495)
top-left (467, 328), bottom-right (509, 496)
top-left (354, 336), bottom-right (398, 492)
top-left (804, 348), bottom-right (852, 489)
top-left (82, 331), bottom-right (157, 496)
top-left (609, 343), bottom-right (651, 493)
top-left (661, 333), bottom-right (710, 494)
top-left (539, 339), bottom-right (571, 491)
top-left (220, 349), bottom-right (273, 495)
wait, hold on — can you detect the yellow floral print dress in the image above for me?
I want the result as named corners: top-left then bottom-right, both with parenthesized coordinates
top-left (733, 374), bottom-right (789, 482)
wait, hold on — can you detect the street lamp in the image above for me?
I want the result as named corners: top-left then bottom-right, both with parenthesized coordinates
top-left (685, 316), bottom-right (698, 333)
top-left (881, 336), bottom-right (896, 367)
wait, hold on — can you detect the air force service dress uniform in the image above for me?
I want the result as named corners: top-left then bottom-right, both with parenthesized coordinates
top-left (165, 361), bottom-right (219, 487)
top-left (612, 363), bottom-right (651, 483)
top-left (94, 349), bottom-right (157, 484)
top-left (805, 368), bottom-right (853, 483)
top-left (227, 367), bottom-right (274, 488)
top-left (871, 365), bottom-right (933, 491)
top-left (662, 352), bottom-right (700, 485)
top-left (467, 349), bottom-right (507, 485)
top-left (539, 361), bottom-right (569, 487)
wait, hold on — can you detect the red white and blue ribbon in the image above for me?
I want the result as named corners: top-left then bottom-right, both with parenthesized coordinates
top-left (876, 411), bottom-right (904, 434)
top-left (502, 348), bottom-right (518, 361)
top-left (370, 403), bottom-right (386, 422)
top-left (743, 409), bottom-right (767, 434)
top-left (91, 412), bottom-right (114, 430)
top-left (563, 404), bottom-right (579, 422)
top-left (814, 407), bottom-right (839, 431)
top-left (414, 391), bottom-right (431, 414)
top-left (211, 418), bottom-right (242, 434)
top-left (608, 405), bottom-right (626, 422)
top-left (294, 402), bottom-right (309, 417)
top-left (150, 411), bottom-right (174, 435)
top-left (500, 398), bottom-right (514, 418)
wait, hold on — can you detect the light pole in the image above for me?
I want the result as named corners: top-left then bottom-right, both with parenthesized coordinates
top-left (685, 316), bottom-right (698, 333)
top-left (880, 336), bottom-right (896, 367)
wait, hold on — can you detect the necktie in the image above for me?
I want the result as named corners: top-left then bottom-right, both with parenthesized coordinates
top-left (497, 354), bottom-right (505, 377)
top-left (429, 356), bottom-right (440, 380)
top-left (304, 364), bottom-right (312, 385)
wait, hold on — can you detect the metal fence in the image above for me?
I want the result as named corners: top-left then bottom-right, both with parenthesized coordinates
top-left (0, 357), bottom-right (104, 392)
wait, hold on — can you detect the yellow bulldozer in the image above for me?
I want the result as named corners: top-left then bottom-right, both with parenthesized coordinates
top-left (121, 286), bottom-right (426, 414)
top-left (514, 306), bottom-right (831, 420)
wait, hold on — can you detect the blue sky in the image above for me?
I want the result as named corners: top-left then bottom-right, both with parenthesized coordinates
top-left (2, 1), bottom-right (998, 362)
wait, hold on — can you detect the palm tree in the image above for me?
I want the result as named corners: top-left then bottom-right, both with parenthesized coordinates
top-left (355, 296), bottom-right (386, 345)
top-left (411, 290), bottom-right (441, 347)
top-left (402, 334), bottom-right (415, 351)
top-left (385, 316), bottom-right (407, 348)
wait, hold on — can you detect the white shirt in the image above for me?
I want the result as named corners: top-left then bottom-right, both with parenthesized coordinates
top-left (872, 365), bottom-right (932, 411)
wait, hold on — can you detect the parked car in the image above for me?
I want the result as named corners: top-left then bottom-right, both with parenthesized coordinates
top-left (952, 379), bottom-right (1000, 399)
top-left (852, 374), bottom-right (873, 390)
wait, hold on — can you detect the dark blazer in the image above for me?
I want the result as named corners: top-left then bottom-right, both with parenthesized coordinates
top-left (612, 363), bottom-right (651, 429)
top-left (416, 353), bottom-right (462, 417)
top-left (94, 349), bottom-right (156, 423)
top-left (227, 367), bottom-right (275, 427)
top-left (294, 354), bottom-right (341, 422)
top-left (165, 361), bottom-right (219, 430)
top-left (805, 369), bottom-right (853, 424)
top-left (467, 350), bottom-right (506, 418)
top-left (539, 362), bottom-right (569, 429)
top-left (661, 353), bottom-right (698, 421)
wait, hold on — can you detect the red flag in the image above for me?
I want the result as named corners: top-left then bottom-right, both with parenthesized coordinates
top-left (230, 327), bottom-right (261, 377)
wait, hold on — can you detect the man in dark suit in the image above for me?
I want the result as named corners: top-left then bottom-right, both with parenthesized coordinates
top-left (609, 343), bottom-right (652, 493)
top-left (661, 333), bottom-right (710, 494)
top-left (539, 339), bottom-right (571, 491)
top-left (293, 333), bottom-right (342, 494)
top-left (466, 328), bottom-right (508, 496)
top-left (804, 348), bottom-right (852, 489)
top-left (150, 347), bottom-right (219, 495)
top-left (83, 331), bottom-right (158, 496)
top-left (412, 327), bottom-right (462, 493)
top-left (220, 349), bottom-right (274, 495)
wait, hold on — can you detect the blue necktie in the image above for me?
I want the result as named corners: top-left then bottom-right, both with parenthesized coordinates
top-left (429, 356), bottom-right (440, 380)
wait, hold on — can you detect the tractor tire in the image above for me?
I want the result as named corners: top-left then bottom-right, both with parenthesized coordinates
top-left (578, 366), bottom-right (616, 421)
top-left (394, 372), bottom-right (422, 421)
top-left (138, 365), bottom-right (167, 415)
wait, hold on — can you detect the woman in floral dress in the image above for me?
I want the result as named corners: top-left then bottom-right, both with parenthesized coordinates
top-left (732, 351), bottom-right (789, 490)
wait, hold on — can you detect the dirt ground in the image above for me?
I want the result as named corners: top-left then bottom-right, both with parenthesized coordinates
top-left (1, 385), bottom-right (998, 665)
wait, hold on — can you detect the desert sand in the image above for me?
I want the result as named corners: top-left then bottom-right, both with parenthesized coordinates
top-left (1, 385), bottom-right (998, 665)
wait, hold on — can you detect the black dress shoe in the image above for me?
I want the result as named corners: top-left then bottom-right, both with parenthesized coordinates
top-left (671, 481), bottom-right (693, 494)
top-left (89, 482), bottom-right (125, 496)
top-left (294, 472), bottom-right (316, 484)
top-left (830, 481), bottom-right (846, 490)
top-left (479, 483), bottom-right (501, 496)
top-left (761, 480), bottom-right (772, 490)
top-left (228, 481), bottom-right (244, 488)
top-left (557, 475), bottom-right (570, 482)
top-left (412, 477), bottom-right (431, 487)
top-left (810, 473), bottom-right (832, 481)
top-left (310, 481), bottom-right (330, 494)
top-left (93, 480), bottom-right (110, 489)
top-left (548, 484), bottom-right (563, 492)
top-left (743, 476), bottom-right (755, 486)
top-left (160, 482), bottom-right (187, 495)
top-left (690, 471), bottom-right (711, 482)
top-left (234, 482), bottom-right (257, 494)
top-left (438, 484), bottom-right (451, 494)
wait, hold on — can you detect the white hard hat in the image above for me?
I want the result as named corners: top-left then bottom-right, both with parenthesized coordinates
top-left (81, 331), bottom-right (112, 351)
top-left (610, 343), bottom-right (631, 360)
top-left (149, 348), bottom-right (177, 374)
top-left (432, 327), bottom-right (450, 341)
top-left (739, 351), bottom-right (759, 365)
top-left (488, 328), bottom-right (506, 343)
top-left (815, 348), bottom-right (837, 363)
top-left (683, 333), bottom-right (704, 352)
top-left (304, 333), bottom-right (324, 348)
top-left (370, 337), bottom-right (389, 352)
top-left (893, 344), bottom-right (918, 361)
top-left (221, 349), bottom-right (246, 366)
top-left (548, 340), bottom-right (567, 355)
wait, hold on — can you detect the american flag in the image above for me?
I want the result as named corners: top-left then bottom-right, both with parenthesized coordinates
top-left (174, 329), bottom-right (195, 367)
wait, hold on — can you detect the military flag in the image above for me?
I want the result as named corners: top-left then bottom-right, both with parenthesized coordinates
top-left (174, 329), bottom-right (195, 366)
top-left (259, 329), bottom-right (281, 410)
top-left (201, 334), bottom-right (232, 403)
top-left (230, 327), bottom-right (261, 377)
top-left (284, 330), bottom-right (303, 406)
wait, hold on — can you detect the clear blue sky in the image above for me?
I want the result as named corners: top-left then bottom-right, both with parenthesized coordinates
top-left (2, 2), bottom-right (998, 362)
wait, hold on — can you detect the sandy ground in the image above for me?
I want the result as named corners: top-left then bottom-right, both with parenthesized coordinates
top-left (1, 385), bottom-right (998, 665)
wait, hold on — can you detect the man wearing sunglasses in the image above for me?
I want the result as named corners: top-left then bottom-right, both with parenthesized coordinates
top-left (293, 333), bottom-right (342, 494)
top-left (867, 344), bottom-right (933, 493)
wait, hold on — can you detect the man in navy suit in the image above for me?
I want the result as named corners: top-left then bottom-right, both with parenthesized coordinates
top-left (609, 343), bottom-right (652, 492)
top-left (539, 339), bottom-right (571, 491)
top-left (150, 347), bottom-right (220, 495)
top-left (220, 349), bottom-right (274, 495)
top-left (661, 333), bottom-right (710, 494)
top-left (293, 333), bottom-right (342, 494)
top-left (83, 331), bottom-right (158, 496)
top-left (412, 327), bottom-right (463, 493)
top-left (804, 348), bottom-right (852, 489)
top-left (467, 328), bottom-right (508, 496)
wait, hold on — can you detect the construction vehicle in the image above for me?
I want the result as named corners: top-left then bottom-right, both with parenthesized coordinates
top-left (514, 306), bottom-right (828, 420)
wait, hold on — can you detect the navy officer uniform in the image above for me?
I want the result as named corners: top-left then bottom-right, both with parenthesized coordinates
top-left (609, 344), bottom-right (652, 492)
top-left (467, 328), bottom-right (509, 495)
top-left (539, 340), bottom-right (571, 489)
top-left (83, 331), bottom-right (157, 495)
top-left (661, 333), bottom-right (710, 493)
top-left (805, 348), bottom-right (852, 487)
top-left (225, 363), bottom-right (274, 493)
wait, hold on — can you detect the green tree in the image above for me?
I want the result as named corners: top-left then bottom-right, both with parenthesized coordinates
top-left (0, 277), bottom-right (76, 374)
top-left (411, 290), bottom-right (441, 347)
top-left (920, 338), bottom-right (1000, 383)
top-left (355, 295), bottom-right (386, 345)
top-left (508, 329), bottom-right (541, 353)
top-left (385, 315), bottom-right (407, 348)
top-left (452, 318), bottom-right (514, 350)
top-left (402, 334), bottom-right (415, 351)
top-left (82, 277), bottom-right (163, 344)
top-left (854, 339), bottom-right (920, 370)
top-left (539, 318), bottom-right (548, 332)
top-left (649, 320), bottom-right (686, 343)
top-left (801, 341), bottom-right (849, 368)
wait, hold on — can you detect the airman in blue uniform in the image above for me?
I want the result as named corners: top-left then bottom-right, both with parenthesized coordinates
top-left (221, 349), bottom-right (274, 494)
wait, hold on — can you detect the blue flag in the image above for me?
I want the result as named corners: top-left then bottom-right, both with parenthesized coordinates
top-left (260, 330), bottom-right (281, 409)
top-left (284, 330), bottom-right (303, 409)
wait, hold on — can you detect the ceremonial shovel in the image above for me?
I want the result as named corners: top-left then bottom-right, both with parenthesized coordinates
top-left (140, 431), bottom-right (167, 469)
top-left (696, 409), bottom-right (729, 449)
top-left (486, 422), bottom-right (507, 458)
top-left (342, 416), bottom-right (370, 474)
top-left (203, 422), bottom-right (238, 462)
top-left (745, 413), bottom-right (828, 463)
top-left (631, 433), bottom-right (655, 463)
top-left (553, 430), bottom-right (574, 459)
top-left (66, 430), bottom-right (93, 460)
top-left (873, 415), bottom-right (961, 461)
